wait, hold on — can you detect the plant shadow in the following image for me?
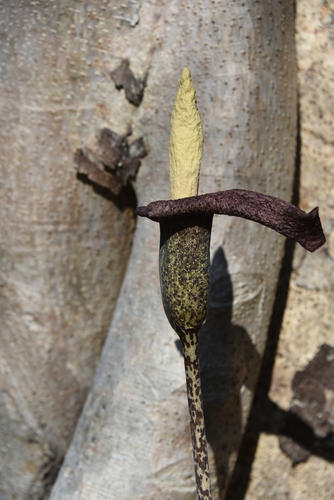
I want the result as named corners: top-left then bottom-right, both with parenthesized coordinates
top-left (207, 241), bottom-right (334, 500)
top-left (224, 237), bottom-right (334, 500)
top-left (223, 232), bottom-right (295, 500)
top-left (198, 246), bottom-right (261, 497)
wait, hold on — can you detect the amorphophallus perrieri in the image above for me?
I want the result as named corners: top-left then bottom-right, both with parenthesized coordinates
top-left (136, 68), bottom-right (325, 500)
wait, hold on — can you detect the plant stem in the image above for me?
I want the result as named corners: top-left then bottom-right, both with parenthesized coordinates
top-left (183, 338), bottom-right (212, 500)
top-left (158, 214), bottom-right (213, 498)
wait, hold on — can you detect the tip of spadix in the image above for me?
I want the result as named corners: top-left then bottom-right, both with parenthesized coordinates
top-left (169, 68), bottom-right (203, 200)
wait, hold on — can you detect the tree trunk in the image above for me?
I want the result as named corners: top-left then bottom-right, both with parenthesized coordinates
top-left (46, 1), bottom-right (297, 499)
top-left (235, 1), bottom-right (334, 498)
top-left (0, 2), bottom-right (137, 498)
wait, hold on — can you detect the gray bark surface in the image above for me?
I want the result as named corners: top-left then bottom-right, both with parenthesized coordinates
top-left (49, 1), bottom-right (297, 499)
top-left (0, 1), bottom-right (136, 498)
top-left (237, 1), bottom-right (334, 498)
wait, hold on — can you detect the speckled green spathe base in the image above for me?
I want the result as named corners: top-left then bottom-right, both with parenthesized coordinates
top-left (159, 213), bottom-right (213, 500)
top-left (159, 214), bottom-right (213, 339)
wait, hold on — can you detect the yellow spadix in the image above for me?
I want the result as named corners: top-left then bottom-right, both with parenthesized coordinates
top-left (169, 67), bottom-right (203, 200)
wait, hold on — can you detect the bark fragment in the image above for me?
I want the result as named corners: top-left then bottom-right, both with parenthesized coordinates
top-left (75, 128), bottom-right (147, 195)
top-left (280, 344), bottom-right (334, 465)
top-left (110, 59), bottom-right (145, 106)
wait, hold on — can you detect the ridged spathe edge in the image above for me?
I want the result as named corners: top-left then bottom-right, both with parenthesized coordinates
top-left (136, 189), bottom-right (326, 253)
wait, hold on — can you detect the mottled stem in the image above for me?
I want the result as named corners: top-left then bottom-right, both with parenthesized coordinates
top-left (159, 214), bottom-right (213, 500)
top-left (183, 338), bottom-right (212, 500)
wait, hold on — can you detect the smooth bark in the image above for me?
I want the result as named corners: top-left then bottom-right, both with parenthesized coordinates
top-left (0, 1), bottom-right (137, 498)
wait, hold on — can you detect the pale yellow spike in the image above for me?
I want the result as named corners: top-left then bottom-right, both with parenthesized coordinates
top-left (169, 67), bottom-right (203, 200)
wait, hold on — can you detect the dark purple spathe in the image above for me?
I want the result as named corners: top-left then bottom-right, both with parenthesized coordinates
top-left (136, 189), bottom-right (326, 253)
